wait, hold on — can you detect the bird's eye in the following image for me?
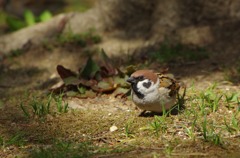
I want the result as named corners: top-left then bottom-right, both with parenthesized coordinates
top-left (136, 76), bottom-right (144, 80)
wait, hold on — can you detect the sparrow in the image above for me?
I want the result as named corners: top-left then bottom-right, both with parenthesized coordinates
top-left (127, 69), bottom-right (181, 114)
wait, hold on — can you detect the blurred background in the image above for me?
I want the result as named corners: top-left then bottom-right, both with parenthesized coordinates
top-left (0, 0), bottom-right (240, 83)
top-left (0, 0), bottom-right (95, 33)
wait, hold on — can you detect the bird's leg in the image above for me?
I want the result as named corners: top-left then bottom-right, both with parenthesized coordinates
top-left (138, 110), bottom-right (146, 117)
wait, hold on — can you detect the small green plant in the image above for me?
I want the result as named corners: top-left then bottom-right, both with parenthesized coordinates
top-left (77, 86), bottom-right (86, 94)
top-left (201, 115), bottom-right (223, 145)
top-left (149, 115), bottom-right (167, 136)
top-left (173, 87), bottom-right (186, 112)
top-left (124, 121), bottom-right (134, 138)
top-left (4, 133), bottom-right (26, 147)
top-left (225, 93), bottom-right (239, 109)
top-left (20, 102), bottom-right (30, 118)
top-left (53, 93), bottom-right (69, 113)
top-left (31, 96), bottom-right (51, 117)
top-left (164, 144), bottom-right (174, 155)
top-left (184, 116), bottom-right (197, 140)
top-left (20, 94), bottom-right (52, 118)
top-left (6, 10), bottom-right (52, 31)
top-left (199, 84), bottom-right (222, 113)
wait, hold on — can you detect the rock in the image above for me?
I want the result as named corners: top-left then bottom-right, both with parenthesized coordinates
top-left (110, 125), bottom-right (118, 132)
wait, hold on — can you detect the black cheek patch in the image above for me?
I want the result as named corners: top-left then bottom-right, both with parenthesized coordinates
top-left (143, 82), bottom-right (151, 88)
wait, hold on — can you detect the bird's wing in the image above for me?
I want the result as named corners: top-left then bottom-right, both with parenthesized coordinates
top-left (156, 73), bottom-right (180, 97)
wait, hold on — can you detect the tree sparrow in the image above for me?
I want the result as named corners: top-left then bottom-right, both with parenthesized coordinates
top-left (127, 70), bottom-right (180, 114)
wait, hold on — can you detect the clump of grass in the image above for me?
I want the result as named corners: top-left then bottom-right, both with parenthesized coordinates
top-left (20, 94), bottom-right (52, 118)
top-left (20, 93), bottom-right (68, 118)
top-left (124, 121), bottom-right (134, 138)
top-left (6, 10), bottom-right (52, 31)
top-left (0, 133), bottom-right (26, 147)
top-left (164, 144), bottom-right (174, 156)
top-left (184, 116), bottom-right (197, 140)
top-left (149, 115), bottom-right (167, 137)
top-left (201, 115), bottom-right (223, 145)
top-left (197, 84), bottom-right (223, 114)
top-left (225, 93), bottom-right (240, 109)
top-left (151, 42), bottom-right (208, 63)
top-left (53, 93), bottom-right (69, 113)
top-left (224, 111), bottom-right (240, 134)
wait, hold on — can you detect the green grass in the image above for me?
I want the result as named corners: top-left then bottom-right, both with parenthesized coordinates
top-left (148, 115), bottom-right (167, 137)
top-left (3, 83), bottom-right (240, 157)
top-left (20, 93), bottom-right (69, 118)
top-left (0, 132), bottom-right (26, 147)
top-left (53, 93), bottom-right (69, 113)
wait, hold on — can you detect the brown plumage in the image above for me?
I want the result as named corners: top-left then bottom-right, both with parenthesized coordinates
top-left (157, 73), bottom-right (180, 97)
top-left (131, 70), bottom-right (158, 83)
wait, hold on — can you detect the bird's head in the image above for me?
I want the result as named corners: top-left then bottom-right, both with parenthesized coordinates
top-left (127, 70), bottom-right (159, 98)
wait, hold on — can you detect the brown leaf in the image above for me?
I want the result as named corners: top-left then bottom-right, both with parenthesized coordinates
top-left (57, 65), bottom-right (76, 79)
top-left (99, 49), bottom-right (117, 77)
top-left (113, 87), bottom-right (131, 98)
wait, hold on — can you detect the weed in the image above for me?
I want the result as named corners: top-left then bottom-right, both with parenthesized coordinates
top-left (20, 102), bottom-right (30, 118)
top-left (6, 10), bottom-right (52, 31)
top-left (231, 112), bottom-right (239, 131)
top-left (77, 86), bottom-right (86, 94)
top-left (225, 93), bottom-right (239, 109)
top-left (164, 144), bottom-right (174, 155)
top-left (149, 115), bottom-right (167, 136)
top-left (184, 116), bottom-right (197, 140)
top-left (4, 133), bottom-right (26, 147)
top-left (30, 96), bottom-right (51, 117)
top-left (199, 84), bottom-right (222, 113)
top-left (20, 94), bottom-right (52, 118)
top-left (124, 121), bottom-right (134, 138)
top-left (53, 93), bottom-right (68, 113)
top-left (173, 87), bottom-right (186, 113)
top-left (201, 115), bottom-right (223, 145)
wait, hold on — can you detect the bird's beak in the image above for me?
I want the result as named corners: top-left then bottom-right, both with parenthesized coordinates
top-left (127, 77), bottom-right (136, 84)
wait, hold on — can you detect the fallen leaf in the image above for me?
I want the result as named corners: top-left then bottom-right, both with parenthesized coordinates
top-left (80, 57), bottom-right (100, 79)
top-left (84, 90), bottom-right (96, 98)
top-left (99, 49), bottom-right (117, 77)
top-left (66, 91), bottom-right (78, 97)
top-left (57, 65), bottom-right (76, 79)
top-left (97, 81), bottom-right (112, 90)
top-left (113, 87), bottom-right (130, 98)
top-left (113, 76), bottom-right (129, 88)
top-left (63, 76), bottom-right (81, 86)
